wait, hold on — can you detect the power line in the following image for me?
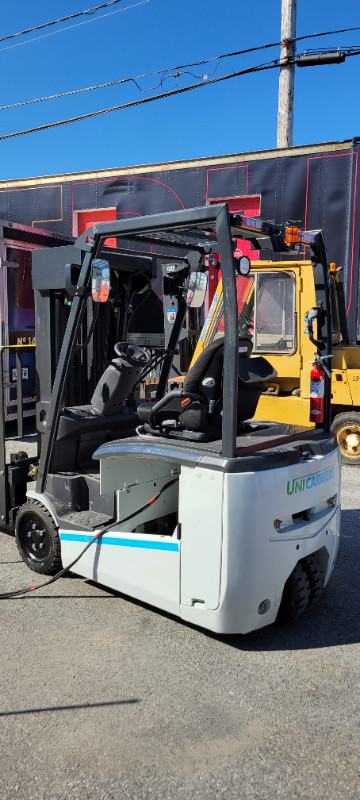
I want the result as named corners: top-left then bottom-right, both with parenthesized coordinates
top-left (1, 18), bottom-right (359, 55)
top-left (0, 0), bottom-right (124, 43)
top-left (1, 41), bottom-right (359, 139)
top-left (2, 31), bottom-right (359, 112)
top-left (0, 60), bottom-right (281, 141)
top-left (294, 25), bottom-right (360, 44)
top-left (0, 58), bottom-right (224, 111)
top-left (0, 0), bottom-right (148, 54)
top-left (0, 21), bottom-right (359, 137)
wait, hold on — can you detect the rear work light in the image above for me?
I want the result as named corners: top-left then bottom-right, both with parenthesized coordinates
top-left (284, 226), bottom-right (300, 247)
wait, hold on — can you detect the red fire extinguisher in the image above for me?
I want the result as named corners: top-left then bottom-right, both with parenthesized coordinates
top-left (309, 359), bottom-right (325, 423)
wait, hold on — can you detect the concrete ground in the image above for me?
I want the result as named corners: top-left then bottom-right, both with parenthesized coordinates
top-left (0, 465), bottom-right (359, 800)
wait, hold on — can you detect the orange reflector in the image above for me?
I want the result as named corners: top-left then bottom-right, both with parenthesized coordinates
top-left (329, 262), bottom-right (337, 272)
top-left (284, 226), bottom-right (299, 246)
top-left (181, 397), bottom-right (191, 406)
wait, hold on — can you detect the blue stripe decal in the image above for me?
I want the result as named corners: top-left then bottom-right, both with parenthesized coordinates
top-left (60, 532), bottom-right (179, 552)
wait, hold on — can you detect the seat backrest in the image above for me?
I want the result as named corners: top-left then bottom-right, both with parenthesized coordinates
top-left (183, 335), bottom-right (276, 428)
top-left (183, 335), bottom-right (253, 397)
top-left (183, 338), bottom-right (225, 395)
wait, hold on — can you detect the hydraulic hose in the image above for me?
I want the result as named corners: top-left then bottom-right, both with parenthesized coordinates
top-left (0, 477), bottom-right (179, 599)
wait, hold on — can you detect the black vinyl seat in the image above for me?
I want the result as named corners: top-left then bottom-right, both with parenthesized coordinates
top-left (137, 336), bottom-right (277, 441)
top-left (49, 405), bottom-right (139, 473)
top-left (49, 343), bottom-right (151, 473)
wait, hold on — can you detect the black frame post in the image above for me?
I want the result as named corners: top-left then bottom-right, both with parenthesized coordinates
top-left (16, 349), bottom-right (24, 439)
top-left (215, 205), bottom-right (238, 459)
top-left (311, 232), bottom-right (332, 432)
top-left (0, 349), bottom-right (7, 525)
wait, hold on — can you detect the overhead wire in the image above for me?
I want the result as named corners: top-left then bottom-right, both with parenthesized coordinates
top-left (2, 32), bottom-right (358, 113)
top-left (0, 0), bottom-right (149, 53)
top-left (0, 0), bottom-right (124, 43)
top-left (0, 56), bottom-right (223, 111)
top-left (293, 25), bottom-right (360, 44)
top-left (297, 45), bottom-right (360, 57)
top-left (1, 17), bottom-right (360, 53)
top-left (2, 46), bottom-right (360, 140)
top-left (0, 18), bottom-right (360, 55)
top-left (1, 24), bottom-right (360, 139)
top-left (0, 59), bottom-right (281, 141)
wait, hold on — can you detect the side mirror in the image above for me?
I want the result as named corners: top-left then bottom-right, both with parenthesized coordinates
top-left (186, 272), bottom-right (208, 308)
top-left (91, 259), bottom-right (110, 303)
top-left (236, 255), bottom-right (251, 276)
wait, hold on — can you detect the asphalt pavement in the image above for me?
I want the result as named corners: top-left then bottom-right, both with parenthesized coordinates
top-left (0, 466), bottom-right (359, 800)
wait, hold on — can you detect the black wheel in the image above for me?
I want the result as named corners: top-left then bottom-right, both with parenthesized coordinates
top-left (15, 501), bottom-right (62, 575)
top-left (275, 561), bottom-right (310, 625)
top-left (301, 554), bottom-right (325, 605)
top-left (331, 412), bottom-right (360, 465)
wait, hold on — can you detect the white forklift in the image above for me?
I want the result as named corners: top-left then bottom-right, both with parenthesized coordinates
top-left (12, 205), bottom-right (341, 634)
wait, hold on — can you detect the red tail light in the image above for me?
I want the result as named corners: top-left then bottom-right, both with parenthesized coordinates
top-left (309, 362), bottom-right (325, 423)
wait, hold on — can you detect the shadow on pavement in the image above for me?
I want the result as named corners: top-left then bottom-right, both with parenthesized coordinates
top-left (0, 698), bottom-right (139, 718)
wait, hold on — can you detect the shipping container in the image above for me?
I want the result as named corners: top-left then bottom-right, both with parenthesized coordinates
top-left (0, 137), bottom-right (359, 340)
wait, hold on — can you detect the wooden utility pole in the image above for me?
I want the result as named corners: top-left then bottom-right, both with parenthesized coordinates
top-left (277, 0), bottom-right (297, 148)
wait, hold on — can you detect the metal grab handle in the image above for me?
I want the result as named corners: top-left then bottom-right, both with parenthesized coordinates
top-left (306, 307), bottom-right (326, 352)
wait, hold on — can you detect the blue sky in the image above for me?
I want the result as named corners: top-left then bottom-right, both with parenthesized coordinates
top-left (1, 0), bottom-right (359, 180)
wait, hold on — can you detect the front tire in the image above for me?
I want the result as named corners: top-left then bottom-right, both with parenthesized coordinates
top-left (331, 412), bottom-right (360, 465)
top-left (15, 500), bottom-right (62, 575)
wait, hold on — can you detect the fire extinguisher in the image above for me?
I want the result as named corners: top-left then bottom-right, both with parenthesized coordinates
top-left (309, 359), bottom-right (325, 423)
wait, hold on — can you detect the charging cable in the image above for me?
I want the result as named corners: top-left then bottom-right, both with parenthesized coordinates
top-left (0, 477), bottom-right (179, 599)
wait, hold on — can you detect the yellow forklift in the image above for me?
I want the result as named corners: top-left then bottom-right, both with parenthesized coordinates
top-left (191, 217), bottom-right (360, 465)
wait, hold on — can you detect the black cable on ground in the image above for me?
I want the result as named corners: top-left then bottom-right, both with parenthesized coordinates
top-left (0, 477), bottom-right (179, 599)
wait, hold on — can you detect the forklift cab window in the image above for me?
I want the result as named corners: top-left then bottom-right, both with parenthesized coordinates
top-left (253, 272), bottom-right (296, 354)
top-left (213, 274), bottom-right (255, 340)
top-left (211, 271), bottom-right (296, 354)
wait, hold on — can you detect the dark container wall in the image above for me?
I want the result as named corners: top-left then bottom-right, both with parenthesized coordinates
top-left (0, 138), bottom-right (359, 341)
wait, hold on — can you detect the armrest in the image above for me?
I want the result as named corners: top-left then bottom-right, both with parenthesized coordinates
top-left (149, 389), bottom-right (201, 427)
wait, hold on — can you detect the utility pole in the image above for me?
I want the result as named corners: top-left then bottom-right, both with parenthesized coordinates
top-left (277, 0), bottom-right (297, 148)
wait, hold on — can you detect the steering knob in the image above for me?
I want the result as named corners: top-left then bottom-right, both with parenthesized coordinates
top-left (114, 341), bottom-right (151, 366)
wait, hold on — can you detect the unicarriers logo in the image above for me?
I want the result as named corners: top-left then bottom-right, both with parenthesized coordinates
top-left (287, 466), bottom-right (334, 495)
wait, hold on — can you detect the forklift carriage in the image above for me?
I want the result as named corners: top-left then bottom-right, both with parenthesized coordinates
top-left (7, 205), bottom-right (340, 634)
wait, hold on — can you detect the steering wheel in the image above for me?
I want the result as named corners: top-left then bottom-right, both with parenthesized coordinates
top-left (114, 341), bottom-right (151, 367)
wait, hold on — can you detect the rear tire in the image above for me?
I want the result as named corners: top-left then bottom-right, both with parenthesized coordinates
top-left (301, 554), bottom-right (325, 605)
top-left (15, 500), bottom-right (62, 575)
top-left (331, 412), bottom-right (360, 465)
top-left (276, 561), bottom-right (310, 625)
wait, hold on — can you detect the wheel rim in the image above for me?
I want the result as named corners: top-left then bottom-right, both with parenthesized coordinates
top-left (18, 513), bottom-right (51, 563)
top-left (336, 423), bottom-right (360, 459)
